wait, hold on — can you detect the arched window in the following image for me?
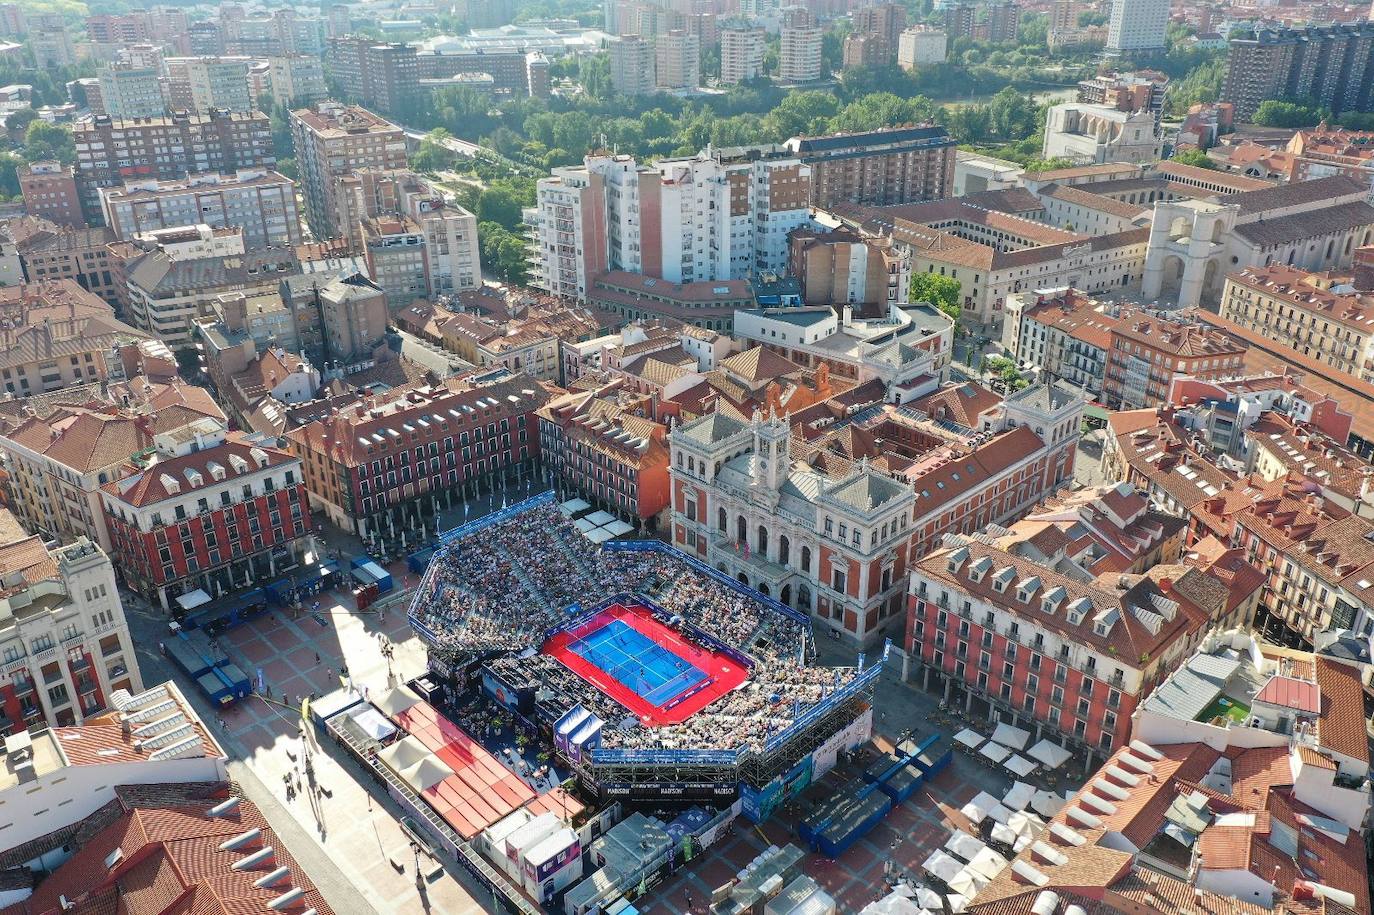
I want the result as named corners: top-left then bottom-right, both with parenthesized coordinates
top-left (800, 545), bottom-right (812, 573)
top-left (718, 507), bottom-right (728, 532)
top-left (737, 515), bottom-right (747, 545)
top-left (757, 524), bottom-right (769, 557)
top-left (778, 535), bottom-right (790, 567)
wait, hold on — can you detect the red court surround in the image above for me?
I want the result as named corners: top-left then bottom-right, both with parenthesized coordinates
top-left (543, 603), bottom-right (748, 726)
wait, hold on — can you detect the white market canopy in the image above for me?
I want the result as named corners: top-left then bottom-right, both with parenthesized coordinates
top-left (1027, 739), bottom-right (1072, 770)
top-left (176, 588), bottom-right (212, 611)
top-left (586, 510), bottom-right (616, 526)
top-left (915, 888), bottom-right (944, 910)
top-left (1004, 754), bottom-right (1039, 778)
top-left (559, 498), bottom-right (591, 516)
top-left (991, 722), bottom-right (1031, 750)
top-left (1008, 810), bottom-right (1044, 839)
top-left (946, 870), bottom-right (985, 897)
top-left (1003, 781), bottom-right (1035, 811)
top-left (980, 742), bottom-right (1012, 764)
top-left (990, 822), bottom-right (1018, 844)
top-left (372, 685), bottom-right (422, 717)
top-left (944, 831), bottom-right (987, 862)
top-left (922, 850), bottom-right (963, 883)
top-left (987, 803), bottom-right (1015, 825)
top-left (586, 527), bottom-right (616, 544)
top-left (954, 728), bottom-right (984, 749)
top-left (604, 520), bottom-right (634, 536)
top-left (961, 791), bottom-right (1000, 824)
top-left (966, 848), bottom-right (1009, 882)
top-left (573, 517), bottom-right (598, 533)
top-left (1030, 791), bottom-right (1066, 818)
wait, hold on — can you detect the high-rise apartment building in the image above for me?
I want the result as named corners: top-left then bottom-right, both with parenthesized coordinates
top-left (333, 168), bottom-right (482, 294)
top-left (608, 35), bottom-right (656, 95)
top-left (288, 101), bottom-right (408, 239)
top-left (851, 2), bottom-right (907, 59)
top-left (943, 4), bottom-right (975, 39)
top-left (163, 56), bottom-right (253, 113)
top-left (655, 30), bottom-right (700, 89)
top-left (985, 0), bottom-right (1020, 43)
top-left (780, 8), bottom-right (824, 82)
top-left (720, 23), bottom-right (766, 84)
top-left (897, 26), bottom-right (948, 69)
top-left (97, 62), bottom-right (164, 120)
top-left (99, 169), bottom-right (303, 250)
top-left (531, 146), bottom-right (810, 299)
top-left (268, 55), bottom-right (327, 106)
top-left (326, 37), bottom-right (421, 114)
top-left (786, 124), bottom-right (956, 208)
top-left (1223, 24), bottom-right (1374, 121)
top-left (1106, 0), bottom-right (1168, 54)
top-left (72, 110), bottom-right (276, 220)
top-left (30, 26), bottom-right (76, 68)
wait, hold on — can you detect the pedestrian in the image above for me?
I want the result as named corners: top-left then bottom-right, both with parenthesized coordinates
top-left (158, 641), bottom-right (166, 656)
top-left (314, 652), bottom-right (320, 665)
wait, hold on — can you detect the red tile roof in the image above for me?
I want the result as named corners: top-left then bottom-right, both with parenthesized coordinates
top-left (1254, 675), bottom-right (1322, 715)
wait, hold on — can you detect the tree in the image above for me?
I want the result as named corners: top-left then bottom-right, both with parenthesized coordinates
top-left (412, 128), bottom-right (458, 173)
top-left (475, 178), bottom-right (535, 231)
top-left (986, 86), bottom-right (1037, 139)
top-left (22, 122), bottom-right (74, 164)
top-left (1170, 148), bottom-right (1217, 170)
top-left (5, 108), bottom-right (37, 136)
top-left (983, 355), bottom-right (1029, 391)
top-left (1252, 100), bottom-right (1326, 128)
top-left (0, 151), bottom-right (20, 198)
top-left (910, 273), bottom-right (963, 323)
top-left (478, 221), bottom-right (529, 285)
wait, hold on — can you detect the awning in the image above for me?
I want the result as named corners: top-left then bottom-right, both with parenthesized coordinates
top-left (946, 870), bottom-right (984, 897)
top-left (1004, 754), bottom-right (1038, 778)
top-left (585, 527), bottom-right (615, 544)
top-left (961, 791), bottom-right (999, 824)
top-left (1027, 739), bottom-right (1072, 770)
top-left (1007, 810), bottom-right (1044, 839)
top-left (922, 850), bottom-right (963, 883)
top-left (1003, 781), bottom-right (1035, 811)
top-left (980, 742), bottom-right (1011, 764)
top-left (966, 847), bottom-right (1008, 882)
top-left (990, 822), bottom-right (1018, 844)
top-left (348, 705), bottom-right (396, 741)
top-left (1030, 790), bottom-right (1066, 818)
top-left (944, 831), bottom-right (986, 862)
top-left (372, 685), bottom-right (422, 717)
top-left (559, 498), bottom-right (590, 516)
top-left (377, 734), bottom-right (430, 773)
top-left (953, 728), bottom-right (984, 749)
top-left (604, 520), bottom-right (634, 536)
top-left (176, 589), bottom-right (212, 611)
top-left (987, 803), bottom-right (1014, 825)
top-left (991, 722), bottom-right (1031, 750)
top-left (586, 510), bottom-right (616, 526)
top-left (573, 517), bottom-right (598, 533)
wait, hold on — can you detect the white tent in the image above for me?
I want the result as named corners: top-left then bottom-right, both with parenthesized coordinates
top-left (915, 888), bottom-right (943, 910)
top-left (1030, 790), bottom-right (1066, 818)
top-left (401, 755), bottom-right (455, 792)
top-left (944, 831), bottom-right (987, 862)
top-left (175, 589), bottom-right (212, 612)
top-left (953, 728), bottom-right (984, 749)
top-left (586, 510), bottom-right (616, 526)
top-left (860, 896), bottom-right (925, 915)
top-left (559, 498), bottom-right (590, 517)
top-left (980, 742), bottom-right (1011, 764)
top-left (946, 870), bottom-right (985, 897)
top-left (922, 850), bottom-right (963, 883)
top-left (1004, 781), bottom-right (1035, 811)
top-left (991, 722), bottom-right (1031, 750)
top-left (990, 822), bottom-right (1018, 844)
top-left (585, 527), bottom-right (616, 544)
top-left (961, 791), bottom-right (999, 824)
top-left (347, 705), bottom-right (396, 742)
top-left (946, 894), bottom-right (969, 914)
top-left (604, 520), bottom-right (634, 536)
top-left (1004, 754), bottom-right (1038, 778)
top-left (967, 848), bottom-right (1008, 882)
top-left (372, 685), bottom-right (422, 717)
top-left (1027, 739), bottom-right (1072, 770)
top-left (987, 803), bottom-right (1015, 825)
top-left (573, 517), bottom-right (598, 533)
top-left (376, 734), bottom-right (430, 773)
top-left (1008, 810), bottom-right (1044, 839)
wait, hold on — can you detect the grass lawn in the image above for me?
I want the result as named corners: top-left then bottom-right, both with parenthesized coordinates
top-left (1196, 694), bottom-right (1251, 725)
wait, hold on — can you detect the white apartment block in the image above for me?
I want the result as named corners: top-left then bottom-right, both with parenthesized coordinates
top-left (532, 148), bottom-right (811, 298)
top-left (720, 25), bottom-right (766, 84)
top-left (99, 170), bottom-right (303, 250)
top-left (608, 35), bottom-right (655, 96)
top-left (164, 57), bottom-right (253, 113)
top-left (267, 55), bottom-right (327, 106)
top-left (1106, 0), bottom-right (1168, 53)
top-left (420, 203), bottom-right (481, 294)
top-left (898, 27), bottom-right (947, 68)
top-left (780, 24), bottom-right (823, 82)
top-left (655, 30), bottom-right (700, 90)
top-left (0, 537), bottom-right (144, 734)
top-left (98, 65), bottom-right (164, 119)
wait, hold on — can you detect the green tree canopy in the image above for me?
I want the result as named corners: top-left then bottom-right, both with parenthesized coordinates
top-left (910, 273), bottom-right (962, 323)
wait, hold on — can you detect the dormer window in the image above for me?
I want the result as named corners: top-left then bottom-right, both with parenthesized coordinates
top-left (992, 566), bottom-right (1015, 593)
top-left (969, 557), bottom-right (992, 583)
top-left (946, 547), bottom-right (970, 574)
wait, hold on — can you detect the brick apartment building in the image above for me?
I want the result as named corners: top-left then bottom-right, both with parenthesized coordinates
top-left (1102, 314), bottom-right (1246, 409)
top-left (326, 37), bottom-right (421, 114)
top-left (538, 383), bottom-right (672, 526)
top-left (100, 418), bottom-right (314, 610)
top-left (18, 161), bottom-right (83, 228)
top-left (786, 125), bottom-right (956, 208)
top-left (71, 110), bottom-right (275, 221)
top-left (289, 102), bottom-right (409, 240)
top-left (286, 373), bottom-right (549, 537)
top-left (907, 530), bottom-right (1261, 765)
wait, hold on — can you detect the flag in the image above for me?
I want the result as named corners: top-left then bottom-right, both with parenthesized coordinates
top-left (301, 696), bottom-right (311, 721)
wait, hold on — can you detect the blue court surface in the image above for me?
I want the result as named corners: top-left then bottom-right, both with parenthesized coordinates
top-left (569, 619), bottom-right (708, 706)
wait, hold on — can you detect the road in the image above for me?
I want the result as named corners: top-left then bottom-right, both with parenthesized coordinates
top-left (403, 127), bottom-right (484, 158)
